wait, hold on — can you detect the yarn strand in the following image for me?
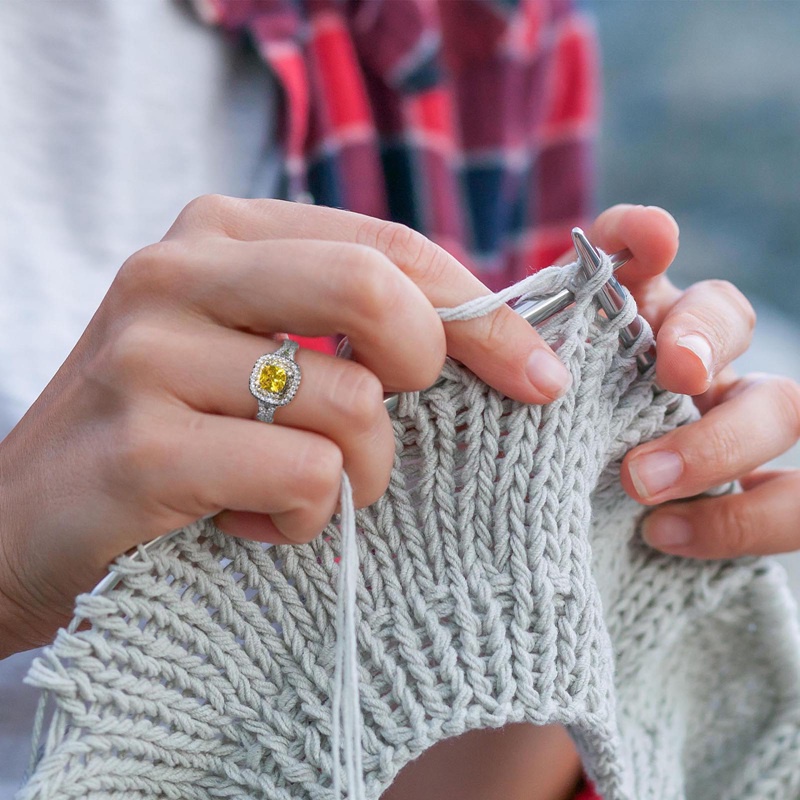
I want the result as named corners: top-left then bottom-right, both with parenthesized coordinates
top-left (332, 471), bottom-right (366, 800)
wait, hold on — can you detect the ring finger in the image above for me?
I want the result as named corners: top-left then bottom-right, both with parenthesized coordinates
top-left (159, 324), bottom-right (396, 509)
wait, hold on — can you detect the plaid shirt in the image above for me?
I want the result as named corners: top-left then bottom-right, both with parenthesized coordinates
top-left (196, 0), bottom-right (598, 290)
top-left (198, 3), bottom-right (602, 797)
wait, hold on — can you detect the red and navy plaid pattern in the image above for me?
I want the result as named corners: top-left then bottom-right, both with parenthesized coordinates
top-left (196, 0), bottom-right (598, 292)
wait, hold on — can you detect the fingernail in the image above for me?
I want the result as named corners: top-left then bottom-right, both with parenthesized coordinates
top-left (628, 450), bottom-right (683, 499)
top-left (642, 513), bottom-right (693, 549)
top-left (526, 349), bottom-right (572, 399)
top-left (676, 333), bottom-right (714, 382)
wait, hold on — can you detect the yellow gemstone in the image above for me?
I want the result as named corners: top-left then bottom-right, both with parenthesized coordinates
top-left (259, 363), bottom-right (288, 394)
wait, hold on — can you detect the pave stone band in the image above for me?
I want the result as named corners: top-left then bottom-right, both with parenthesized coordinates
top-left (249, 340), bottom-right (302, 423)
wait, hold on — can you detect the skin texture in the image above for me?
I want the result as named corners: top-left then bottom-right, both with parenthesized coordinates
top-left (382, 724), bottom-right (584, 800)
top-left (0, 198), bottom-right (797, 664)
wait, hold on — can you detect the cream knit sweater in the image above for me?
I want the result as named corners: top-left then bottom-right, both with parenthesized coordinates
top-left (18, 259), bottom-right (800, 800)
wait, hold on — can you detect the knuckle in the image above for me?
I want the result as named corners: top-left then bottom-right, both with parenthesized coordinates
top-left (330, 365), bottom-right (386, 434)
top-left (359, 219), bottom-right (449, 284)
top-left (106, 411), bottom-right (174, 492)
top-left (361, 219), bottom-right (419, 262)
top-left (768, 376), bottom-right (800, 440)
top-left (177, 193), bottom-right (238, 232)
top-left (715, 498), bottom-right (757, 557)
top-left (337, 244), bottom-right (402, 327)
top-left (331, 238), bottom-right (446, 390)
top-left (101, 322), bottom-right (163, 377)
top-left (482, 304), bottom-right (518, 353)
top-left (703, 279), bottom-right (757, 333)
top-left (700, 419), bottom-right (743, 475)
top-left (115, 241), bottom-right (188, 299)
top-left (291, 438), bottom-right (344, 506)
top-left (357, 446), bottom-right (394, 509)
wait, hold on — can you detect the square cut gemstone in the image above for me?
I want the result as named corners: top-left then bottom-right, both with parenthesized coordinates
top-left (259, 363), bottom-right (288, 394)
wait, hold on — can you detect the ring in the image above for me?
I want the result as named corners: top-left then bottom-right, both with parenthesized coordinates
top-left (249, 340), bottom-right (302, 423)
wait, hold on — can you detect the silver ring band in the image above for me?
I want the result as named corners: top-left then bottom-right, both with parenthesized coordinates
top-left (249, 339), bottom-right (302, 423)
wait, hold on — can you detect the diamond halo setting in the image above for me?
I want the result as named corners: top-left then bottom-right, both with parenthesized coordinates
top-left (249, 340), bottom-right (302, 423)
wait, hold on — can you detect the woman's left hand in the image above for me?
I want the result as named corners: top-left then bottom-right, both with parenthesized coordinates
top-left (572, 204), bottom-right (800, 559)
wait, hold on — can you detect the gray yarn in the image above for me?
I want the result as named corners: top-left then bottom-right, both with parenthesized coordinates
top-left (17, 256), bottom-right (800, 800)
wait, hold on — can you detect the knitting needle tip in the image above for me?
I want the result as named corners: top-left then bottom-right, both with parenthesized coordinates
top-left (572, 227), bottom-right (632, 275)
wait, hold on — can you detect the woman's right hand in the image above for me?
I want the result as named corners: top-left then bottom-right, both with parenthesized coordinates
top-left (0, 195), bottom-right (571, 656)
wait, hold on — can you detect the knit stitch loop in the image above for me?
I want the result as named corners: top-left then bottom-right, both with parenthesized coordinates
top-left (19, 256), bottom-right (800, 800)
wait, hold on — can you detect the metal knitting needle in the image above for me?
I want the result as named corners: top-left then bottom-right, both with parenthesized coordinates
top-left (507, 246), bottom-right (631, 327)
top-left (381, 239), bottom-right (633, 412)
top-left (571, 228), bottom-right (656, 375)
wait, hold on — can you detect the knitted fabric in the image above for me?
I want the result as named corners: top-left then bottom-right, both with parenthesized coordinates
top-left (19, 259), bottom-right (800, 800)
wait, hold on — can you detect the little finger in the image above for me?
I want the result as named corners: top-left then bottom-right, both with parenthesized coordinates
top-left (140, 413), bottom-right (345, 546)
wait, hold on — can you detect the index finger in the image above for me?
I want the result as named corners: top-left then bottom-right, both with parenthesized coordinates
top-left (165, 195), bottom-right (572, 404)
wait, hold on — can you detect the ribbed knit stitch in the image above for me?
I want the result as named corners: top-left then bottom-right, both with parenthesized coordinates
top-left (18, 259), bottom-right (800, 800)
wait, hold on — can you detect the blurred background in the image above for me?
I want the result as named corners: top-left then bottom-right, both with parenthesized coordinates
top-left (2, 1), bottom-right (800, 794)
top-left (597, 0), bottom-right (800, 322)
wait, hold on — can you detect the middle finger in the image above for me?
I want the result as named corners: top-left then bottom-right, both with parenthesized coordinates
top-left (621, 374), bottom-right (800, 504)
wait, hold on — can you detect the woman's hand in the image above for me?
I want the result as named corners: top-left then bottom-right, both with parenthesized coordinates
top-left (0, 196), bottom-right (572, 656)
top-left (579, 204), bottom-right (800, 559)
